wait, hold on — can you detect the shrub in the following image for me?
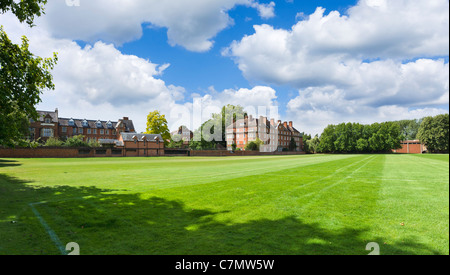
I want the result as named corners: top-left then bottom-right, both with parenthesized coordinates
top-left (64, 135), bottom-right (89, 147)
top-left (44, 137), bottom-right (64, 147)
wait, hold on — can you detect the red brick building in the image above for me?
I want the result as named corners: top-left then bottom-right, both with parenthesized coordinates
top-left (117, 133), bottom-right (165, 157)
top-left (29, 109), bottom-right (135, 142)
top-left (226, 115), bottom-right (303, 152)
top-left (393, 140), bottom-right (427, 154)
top-left (170, 126), bottom-right (194, 147)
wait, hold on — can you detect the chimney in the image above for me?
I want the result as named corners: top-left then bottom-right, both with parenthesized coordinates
top-left (123, 117), bottom-right (129, 120)
top-left (289, 121), bottom-right (293, 128)
top-left (278, 120), bottom-right (282, 125)
top-left (270, 119), bottom-right (275, 126)
top-left (249, 115), bottom-right (253, 120)
top-left (283, 122), bottom-right (288, 128)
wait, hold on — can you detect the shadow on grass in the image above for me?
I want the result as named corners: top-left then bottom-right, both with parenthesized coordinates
top-left (0, 172), bottom-right (443, 255)
top-left (0, 159), bottom-right (22, 168)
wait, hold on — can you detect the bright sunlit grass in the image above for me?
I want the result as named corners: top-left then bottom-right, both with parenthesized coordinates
top-left (0, 154), bottom-right (448, 255)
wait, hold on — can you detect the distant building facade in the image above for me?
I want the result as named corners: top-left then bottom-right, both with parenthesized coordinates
top-left (118, 133), bottom-right (164, 157)
top-left (29, 109), bottom-right (135, 142)
top-left (226, 115), bottom-right (303, 152)
top-left (170, 126), bottom-right (194, 147)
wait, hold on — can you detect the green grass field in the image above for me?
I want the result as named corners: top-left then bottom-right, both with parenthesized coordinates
top-left (0, 154), bottom-right (448, 255)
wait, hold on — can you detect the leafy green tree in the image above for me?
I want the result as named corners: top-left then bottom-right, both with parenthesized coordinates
top-left (167, 134), bottom-right (184, 149)
top-left (417, 114), bottom-right (449, 153)
top-left (306, 135), bottom-right (320, 154)
top-left (317, 121), bottom-right (403, 154)
top-left (289, 137), bottom-right (297, 151)
top-left (394, 119), bottom-right (422, 140)
top-left (302, 133), bottom-right (312, 153)
top-left (318, 125), bottom-right (337, 153)
top-left (356, 138), bottom-right (369, 153)
top-left (245, 141), bottom-right (259, 151)
top-left (0, 103), bottom-right (29, 147)
top-left (1, 0), bottom-right (48, 26)
top-left (190, 105), bottom-right (245, 150)
top-left (145, 110), bottom-right (170, 143)
top-left (1, 0), bottom-right (57, 147)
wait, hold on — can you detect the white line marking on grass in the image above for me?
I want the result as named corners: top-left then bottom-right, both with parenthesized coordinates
top-left (29, 202), bottom-right (67, 255)
top-left (296, 155), bottom-right (379, 212)
top-left (140, 155), bottom-right (359, 190)
top-left (291, 155), bottom-right (376, 192)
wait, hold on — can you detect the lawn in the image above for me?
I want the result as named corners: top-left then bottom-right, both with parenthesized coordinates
top-left (0, 154), bottom-right (448, 255)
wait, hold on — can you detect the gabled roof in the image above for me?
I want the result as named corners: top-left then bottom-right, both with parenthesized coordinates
top-left (121, 133), bottom-right (162, 142)
top-left (117, 119), bottom-right (135, 132)
top-left (36, 110), bottom-right (58, 123)
top-left (59, 118), bottom-right (118, 129)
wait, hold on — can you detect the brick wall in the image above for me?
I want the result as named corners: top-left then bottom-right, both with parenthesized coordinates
top-left (393, 140), bottom-right (426, 154)
top-left (0, 147), bottom-right (163, 158)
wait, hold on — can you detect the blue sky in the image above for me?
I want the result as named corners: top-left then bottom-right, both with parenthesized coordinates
top-left (1, 0), bottom-right (448, 135)
top-left (119, 0), bottom-right (359, 106)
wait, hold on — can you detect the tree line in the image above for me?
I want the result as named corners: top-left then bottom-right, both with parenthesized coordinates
top-left (302, 114), bottom-right (449, 154)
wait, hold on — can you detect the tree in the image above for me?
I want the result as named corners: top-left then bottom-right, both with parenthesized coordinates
top-left (0, 103), bottom-right (29, 147)
top-left (145, 110), bottom-right (170, 143)
top-left (289, 137), bottom-right (297, 151)
top-left (394, 119), bottom-right (422, 140)
top-left (189, 104), bottom-right (246, 150)
top-left (167, 134), bottom-right (184, 149)
top-left (417, 114), bottom-right (449, 153)
top-left (1, 1), bottom-right (57, 147)
top-left (317, 121), bottom-right (403, 154)
top-left (318, 125), bottom-right (337, 153)
top-left (1, 0), bottom-right (48, 27)
top-left (302, 133), bottom-right (312, 153)
top-left (245, 141), bottom-right (259, 151)
top-left (356, 138), bottom-right (369, 153)
top-left (306, 135), bottom-right (320, 154)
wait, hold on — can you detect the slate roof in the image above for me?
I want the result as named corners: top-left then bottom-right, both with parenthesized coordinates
top-left (36, 110), bottom-right (58, 123)
top-left (116, 119), bottom-right (135, 132)
top-left (58, 118), bottom-right (118, 129)
top-left (121, 133), bottom-right (162, 142)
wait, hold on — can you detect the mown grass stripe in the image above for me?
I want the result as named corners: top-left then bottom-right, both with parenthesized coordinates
top-left (29, 202), bottom-right (67, 255)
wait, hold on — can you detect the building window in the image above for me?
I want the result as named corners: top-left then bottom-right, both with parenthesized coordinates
top-left (87, 129), bottom-right (91, 134)
top-left (100, 129), bottom-right (104, 135)
top-left (62, 127), bottom-right (67, 133)
top-left (41, 128), bottom-right (54, 137)
top-left (79, 128), bottom-right (83, 134)
top-left (93, 129), bottom-right (97, 134)
top-left (106, 130), bottom-right (109, 135)
top-left (44, 118), bottom-right (51, 123)
top-left (73, 128), bottom-right (77, 135)
top-left (82, 119), bottom-right (89, 127)
top-left (68, 119), bottom-right (75, 127)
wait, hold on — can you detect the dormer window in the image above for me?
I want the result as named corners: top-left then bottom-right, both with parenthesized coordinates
top-left (44, 118), bottom-right (51, 124)
top-left (96, 120), bottom-right (102, 128)
top-left (82, 119), bottom-right (89, 128)
top-left (68, 119), bottom-right (75, 127)
top-left (106, 121), bottom-right (113, 128)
